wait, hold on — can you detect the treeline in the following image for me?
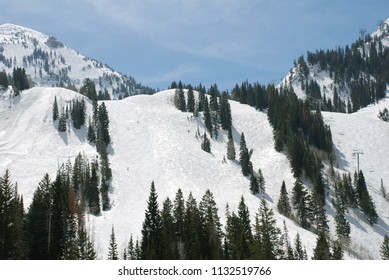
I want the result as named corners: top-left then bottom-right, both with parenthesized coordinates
top-left (0, 168), bottom-right (97, 259)
top-left (0, 67), bottom-right (31, 94)
top-left (107, 182), bottom-right (344, 260)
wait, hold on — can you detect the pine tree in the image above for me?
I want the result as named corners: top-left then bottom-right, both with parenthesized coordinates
top-left (107, 226), bottom-right (118, 260)
top-left (380, 235), bottom-right (389, 260)
top-left (356, 170), bottom-right (378, 225)
top-left (183, 192), bottom-right (202, 259)
top-left (199, 189), bottom-right (222, 259)
top-left (204, 96), bottom-right (212, 136)
top-left (277, 181), bottom-right (291, 218)
top-left (98, 102), bottom-right (111, 146)
top-left (331, 241), bottom-right (343, 260)
top-left (80, 78), bottom-right (97, 101)
top-left (141, 181), bottom-right (162, 259)
top-left (25, 173), bottom-right (52, 259)
top-left (173, 189), bottom-right (185, 259)
top-left (279, 221), bottom-right (294, 260)
top-left (312, 232), bottom-right (330, 260)
top-left (0, 170), bottom-right (24, 259)
top-left (87, 117), bottom-right (96, 143)
top-left (52, 96), bottom-right (59, 121)
top-left (252, 199), bottom-right (281, 259)
top-left (186, 85), bottom-right (195, 113)
top-left (291, 179), bottom-right (312, 229)
top-left (237, 196), bottom-right (252, 259)
top-left (239, 133), bottom-right (252, 176)
top-left (250, 172), bottom-right (259, 195)
top-left (209, 84), bottom-right (219, 112)
top-left (293, 233), bottom-right (307, 260)
top-left (226, 130), bottom-right (236, 160)
top-left (334, 188), bottom-right (350, 242)
top-left (0, 70), bottom-right (8, 89)
top-left (177, 87), bottom-right (186, 112)
top-left (58, 112), bottom-right (67, 132)
top-left (258, 168), bottom-right (265, 194)
top-left (219, 93), bottom-right (232, 131)
top-left (161, 197), bottom-right (178, 259)
top-left (201, 132), bottom-right (211, 153)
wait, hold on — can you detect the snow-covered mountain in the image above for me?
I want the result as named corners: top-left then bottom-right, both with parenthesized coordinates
top-left (1, 86), bottom-right (388, 259)
top-left (0, 23), bottom-right (153, 99)
top-left (279, 18), bottom-right (389, 108)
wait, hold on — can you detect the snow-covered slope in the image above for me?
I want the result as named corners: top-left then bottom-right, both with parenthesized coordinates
top-left (1, 87), bottom-right (388, 259)
top-left (0, 23), bottom-right (152, 98)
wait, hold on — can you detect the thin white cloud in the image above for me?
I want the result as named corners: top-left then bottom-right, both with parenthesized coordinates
top-left (142, 63), bottom-right (201, 85)
top-left (87, 0), bottom-right (267, 65)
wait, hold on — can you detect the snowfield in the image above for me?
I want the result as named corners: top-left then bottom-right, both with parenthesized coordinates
top-left (1, 87), bottom-right (388, 259)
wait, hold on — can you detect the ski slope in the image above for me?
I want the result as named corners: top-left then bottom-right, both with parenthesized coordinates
top-left (1, 87), bottom-right (388, 259)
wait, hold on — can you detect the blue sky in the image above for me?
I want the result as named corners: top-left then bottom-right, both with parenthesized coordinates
top-left (1, 0), bottom-right (388, 91)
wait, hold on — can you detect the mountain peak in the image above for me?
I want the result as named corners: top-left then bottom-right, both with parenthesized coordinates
top-left (0, 23), bottom-right (153, 98)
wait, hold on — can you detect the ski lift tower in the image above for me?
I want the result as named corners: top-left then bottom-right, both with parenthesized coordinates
top-left (353, 149), bottom-right (364, 173)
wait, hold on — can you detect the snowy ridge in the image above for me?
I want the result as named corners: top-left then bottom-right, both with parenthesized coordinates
top-left (1, 87), bottom-right (388, 259)
top-left (0, 24), bottom-right (151, 98)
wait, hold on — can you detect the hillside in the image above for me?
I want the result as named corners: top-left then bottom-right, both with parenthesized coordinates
top-left (279, 18), bottom-right (389, 112)
top-left (1, 86), bottom-right (388, 259)
top-left (0, 24), bottom-right (153, 99)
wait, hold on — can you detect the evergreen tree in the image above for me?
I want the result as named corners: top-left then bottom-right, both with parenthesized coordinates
top-left (58, 112), bottom-right (67, 132)
top-left (107, 226), bottom-right (118, 260)
top-left (177, 87), bottom-right (186, 112)
top-left (126, 235), bottom-right (136, 260)
top-left (250, 172), bottom-right (259, 195)
top-left (331, 241), bottom-right (343, 260)
top-left (237, 196), bottom-right (252, 259)
top-left (199, 190), bottom-right (222, 259)
top-left (12, 67), bottom-right (29, 94)
top-left (25, 174), bottom-right (52, 259)
top-left (334, 188), bottom-right (350, 242)
top-left (80, 78), bottom-right (97, 101)
top-left (219, 93), bottom-right (232, 131)
top-left (186, 85), bottom-right (195, 113)
top-left (173, 189), bottom-right (185, 259)
top-left (356, 170), bottom-right (378, 224)
top-left (97, 102), bottom-right (111, 146)
top-left (209, 84), bottom-right (219, 112)
top-left (85, 160), bottom-right (100, 215)
top-left (312, 232), bottom-right (330, 260)
top-left (293, 233), bottom-right (307, 260)
top-left (380, 235), bottom-right (389, 260)
top-left (277, 181), bottom-right (291, 218)
top-left (87, 117), bottom-right (96, 143)
top-left (161, 197), bottom-right (178, 259)
top-left (226, 130), bottom-right (236, 160)
top-left (225, 211), bottom-right (245, 259)
top-left (70, 98), bottom-right (86, 129)
top-left (291, 179), bottom-right (312, 229)
top-left (141, 181), bottom-right (162, 259)
top-left (257, 168), bottom-right (265, 194)
top-left (183, 192), bottom-right (202, 259)
top-left (0, 70), bottom-right (8, 89)
top-left (252, 200), bottom-right (281, 259)
top-left (201, 132), bottom-right (211, 153)
top-left (52, 96), bottom-right (59, 121)
top-left (239, 133), bottom-right (252, 176)
top-left (204, 96), bottom-right (212, 136)
top-left (279, 221), bottom-right (294, 260)
top-left (0, 170), bottom-right (24, 259)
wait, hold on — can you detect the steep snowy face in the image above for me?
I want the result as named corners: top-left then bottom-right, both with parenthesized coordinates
top-left (0, 23), bottom-right (151, 99)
